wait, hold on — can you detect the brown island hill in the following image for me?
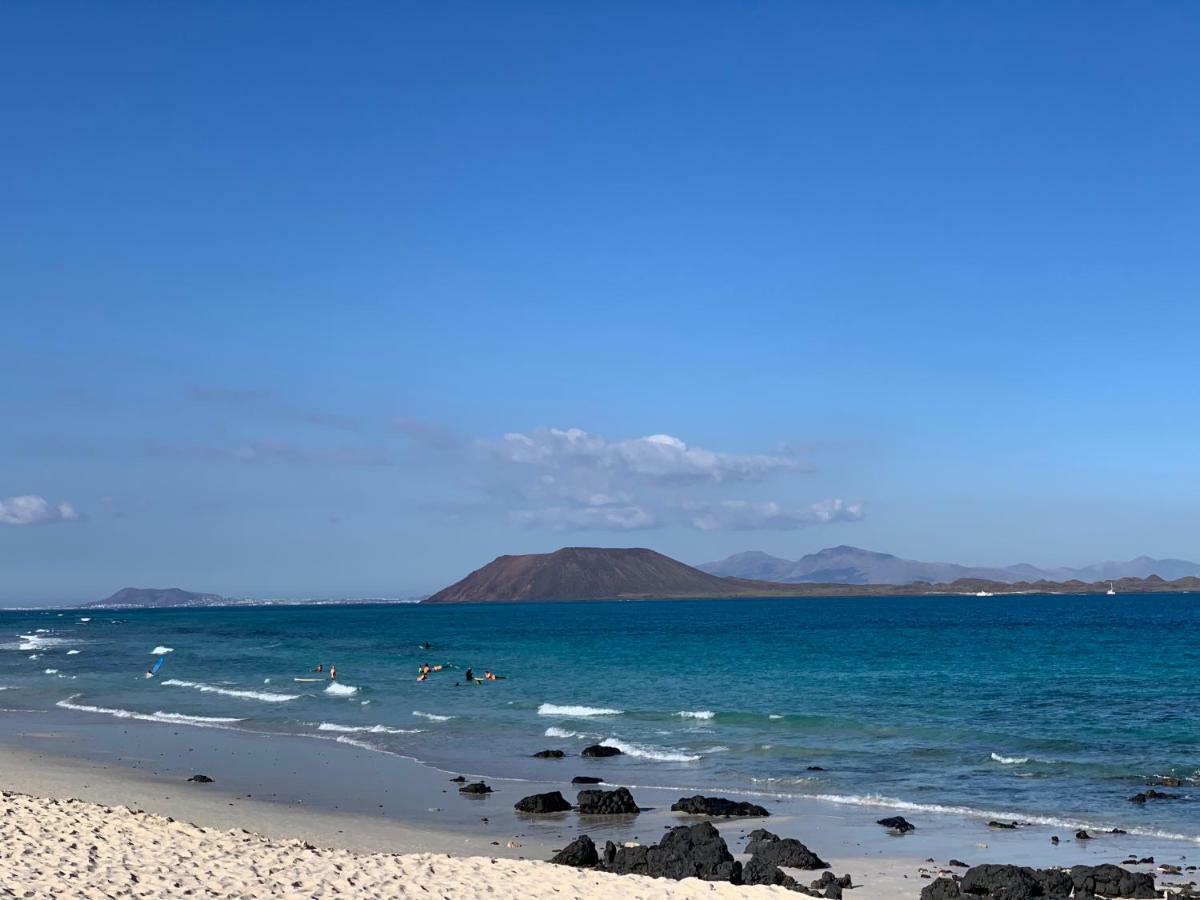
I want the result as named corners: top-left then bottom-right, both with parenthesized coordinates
top-left (425, 546), bottom-right (1200, 603)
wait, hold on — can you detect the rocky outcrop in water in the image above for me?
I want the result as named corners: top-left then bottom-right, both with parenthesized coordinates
top-left (669, 795), bottom-right (769, 817)
top-left (571, 775), bottom-right (603, 784)
top-left (877, 815), bottom-right (915, 833)
top-left (514, 791), bottom-right (572, 814)
top-left (576, 787), bottom-right (639, 815)
top-left (581, 744), bottom-right (621, 758)
top-left (1129, 789), bottom-right (1178, 803)
top-left (457, 782), bottom-right (492, 794)
top-left (809, 871), bottom-right (853, 898)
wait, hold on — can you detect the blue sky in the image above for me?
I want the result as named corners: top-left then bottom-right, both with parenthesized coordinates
top-left (3, 2), bottom-right (1199, 603)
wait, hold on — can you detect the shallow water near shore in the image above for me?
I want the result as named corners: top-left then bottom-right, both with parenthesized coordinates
top-left (1, 595), bottom-right (1197, 846)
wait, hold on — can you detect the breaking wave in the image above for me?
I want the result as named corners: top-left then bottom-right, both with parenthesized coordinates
top-left (412, 710), bottom-right (453, 722)
top-left (600, 737), bottom-right (700, 763)
top-left (161, 679), bottom-right (299, 703)
top-left (316, 722), bottom-right (421, 734)
top-left (538, 703), bottom-right (623, 717)
top-left (57, 696), bottom-right (243, 729)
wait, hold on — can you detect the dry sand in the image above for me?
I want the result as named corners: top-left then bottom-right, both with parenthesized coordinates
top-left (0, 788), bottom-right (805, 899)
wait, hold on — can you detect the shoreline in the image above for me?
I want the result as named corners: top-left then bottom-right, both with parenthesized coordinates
top-left (1, 709), bottom-right (1195, 897)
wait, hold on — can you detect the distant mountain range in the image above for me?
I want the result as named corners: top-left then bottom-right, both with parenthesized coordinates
top-left (697, 546), bottom-right (1200, 585)
top-left (425, 546), bottom-right (1200, 603)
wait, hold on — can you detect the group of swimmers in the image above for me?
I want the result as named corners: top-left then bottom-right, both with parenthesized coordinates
top-left (307, 650), bottom-right (502, 687)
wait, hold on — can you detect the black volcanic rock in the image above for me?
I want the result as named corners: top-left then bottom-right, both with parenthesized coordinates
top-left (533, 749), bottom-right (565, 758)
top-left (1069, 864), bottom-right (1156, 898)
top-left (670, 795), bottom-right (769, 817)
top-left (458, 781), bottom-right (492, 794)
top-left (1129, 789), bottom-right (1178, 803)
top-left (577, 787), bottom-right (639, 815)
top-left (920, 878), bottom-right (964, 900)
top-left (877, 815), bottom-right (915, 833)
top-left (187, 774), bottom-right (213, 783)
top-left (744, 832), bottom-right (828, 870)
top-left (571, 775), bottom-right (604, 784)
top-left (581, 744), bottom-right (621, 758)
top-left (741, 855), bottom-right (798, 889)
top-left (514, 791), bottom-right (572, 814)
top-left (600, 822), bottom-right (739, 883)
top-left (550, 835), bottom-right (598, 868)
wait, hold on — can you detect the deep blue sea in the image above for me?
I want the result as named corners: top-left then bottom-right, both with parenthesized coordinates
top-left (2, 596), bottom-right (1196, 842)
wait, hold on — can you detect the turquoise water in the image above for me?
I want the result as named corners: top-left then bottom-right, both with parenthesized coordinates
top-left (1, 596), bottom-right (1197, 841)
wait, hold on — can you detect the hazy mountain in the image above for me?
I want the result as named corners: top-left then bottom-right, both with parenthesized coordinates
top-left (83, 587), bottom-right (233, 609)
top-left (698, 546), bottom-right (1200, 585)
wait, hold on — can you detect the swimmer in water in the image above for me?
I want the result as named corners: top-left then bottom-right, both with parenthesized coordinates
top-left (329, 665), bottom-right (337, 681)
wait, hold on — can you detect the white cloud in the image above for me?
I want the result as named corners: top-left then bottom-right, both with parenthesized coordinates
top-left (689, 499), bottom-right (864, 531)
top-left (0, 496), bottom-right (80, 526)
top-left (511, 505), bottom-right (658, 531)
top-left (496, 428), bottom-right (802, 485)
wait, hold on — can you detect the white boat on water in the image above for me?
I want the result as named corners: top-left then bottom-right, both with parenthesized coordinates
top-left (974, 590), bottom-right (994, 597)
top-left (1106, 582), bottom-right (1116, 595)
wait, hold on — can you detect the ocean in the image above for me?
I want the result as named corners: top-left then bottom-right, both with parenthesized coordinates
top-left (1, 595), bottom-right (1196, 844)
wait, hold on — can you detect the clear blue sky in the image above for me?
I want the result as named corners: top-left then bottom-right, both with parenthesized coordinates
top-left (3, 2), bottom-right (1199, 603)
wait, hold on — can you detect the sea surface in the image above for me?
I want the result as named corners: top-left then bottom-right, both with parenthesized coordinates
top-left (1, 596), bottom-right (1196, 843)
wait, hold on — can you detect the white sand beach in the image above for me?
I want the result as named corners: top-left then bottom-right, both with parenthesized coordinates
top-left (1, 788), bottom-right (808, 899)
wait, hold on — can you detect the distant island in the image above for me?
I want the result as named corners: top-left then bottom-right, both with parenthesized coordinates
top-left (425, 547), bottom-right (1200, 603)
top-left (80, 587), bottom-right (422, 610)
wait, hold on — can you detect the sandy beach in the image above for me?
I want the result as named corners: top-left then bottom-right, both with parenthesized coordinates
top-left (1, 787), bottom-right (809, 898)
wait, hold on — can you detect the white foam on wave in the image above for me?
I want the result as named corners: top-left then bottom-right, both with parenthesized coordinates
top-left (43, 669), bottom-right (59, 675)
top-left (412, 710), bottom-right (453, 722)
top-left (600, 737), bottom-right (700, 763)
top-left (538, 703), bottom-right (623, 717)
top-left (161, 679), bottom-right (299, 703)
top-left (333, 735), bottom-right (377, 751)
top-left (151, 646), bottom-right (174, 655)
top-left (768, 714), bottom-right (784, 720)
top-left (544, 726), bottom-right (588, 739)
top-left (991, 752), bottom-right (1030, 765)
top-left (317, 722), bottom-right (421, 734)
top-left (676, 710), bottom-right (715, 720)
top-left (78, 618), bottom-right (91, 623)
top-left (67, 650), bottom-right (81, 655)
top-left (324, 682), bottom-right (358, 697)
top-left (16, 634), bottom-right (75, 651)
top-left (56, 696), bottom-right (243, 729)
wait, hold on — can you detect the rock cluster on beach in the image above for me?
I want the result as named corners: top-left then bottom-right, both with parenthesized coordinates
top-left (550, 821), bottom-right (850, 896)
top-left (920, 863), bottom-right (1158, 899)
